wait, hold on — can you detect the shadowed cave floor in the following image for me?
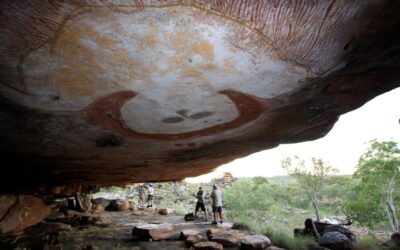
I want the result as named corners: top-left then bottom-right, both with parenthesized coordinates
top-left (2, 211), bottom-right (259, 250)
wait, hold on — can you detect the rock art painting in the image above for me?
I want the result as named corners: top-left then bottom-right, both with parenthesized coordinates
top-left (0, 0), bottom-right (399, 192)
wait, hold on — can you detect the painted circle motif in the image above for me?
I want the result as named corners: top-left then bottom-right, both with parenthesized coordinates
top-left (21, 5), bottom-right (309, 135)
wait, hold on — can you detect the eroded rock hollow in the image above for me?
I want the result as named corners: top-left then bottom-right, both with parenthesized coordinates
top-left (0, 0), bottom-right (400, 195)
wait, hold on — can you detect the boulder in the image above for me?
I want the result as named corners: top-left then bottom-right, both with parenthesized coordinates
top-left (193, 241), bottom-right (224, 250)
top-left (0, 195), bottom-right (18, 220)
top-left (296, 218), bottom-right (356, 243)
top-left (158, 208), bottom-right (174, 215)
top-left (207, 228), bottom-right (243, 247)
top-left (240, 235), bottom-right (271, 249)
top-left (181, 229), bottom-right (201, 239)
top-left (391, 232), bottom-right (400, 244)
top-left (323, 225), bottom-right (356, 243)
top-left (92, 198), bottom-right (112, 208)
top-left (186, 234), bottom-right (206, 247)
top-left (132, 223), bottom-right (174, 241)
top-left (75, 193), bottom-right (92, 212)
top-left (92, 203), bottom-right (105, 213)
top-left (0, 195), bottom-right (52, 234)
top-left (106, 199), bottom-right (130, 211)
top-left (129, 203), bottom-right (138, 211)
top-left (181, 229), bottom-right (205, 246)
top-left (383, 232), bottom-right (400, 248)
top-left (318, 231), bottom-right (354, 250)
top-left (184, 212), bottom-right (198, 221)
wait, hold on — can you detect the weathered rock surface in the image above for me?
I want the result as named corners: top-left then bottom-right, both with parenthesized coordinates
top-left (241, 235), bottom-right (271, 249)
top-left (132, 223), bottom-right (174, 240)
top-left (181, 229), bottom-right (205, 246)
top-left (0, 0), bottom-right (400, 194)
top-left (318, 231), bottom-right (354, 250)
top-left (158, 208), bottom-right (174, 215)
top-left (181, 229), bottom-right (201, 239)
top-left (91, 203), bottom-right (105, 213)
top-left (132, 207), bottom-right (157, 216)
top-left (92, 198), bottom-right (112, 208)
top-left (207, 228), bottom-right (244, 247)
top-left (0, 195), bottom-right (52, 234)
top-left (75, 193), bottom-right (92, 212)
top-left (105, 199), bottom-right (131, 211)
top-left (193, 241), bottom-right (224, 250)
top-left (186, 234), bottom-right (206, 247)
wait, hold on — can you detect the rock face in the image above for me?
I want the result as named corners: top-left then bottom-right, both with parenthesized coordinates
top-left (132, 223), bottom-right (174, 240)
top-left (0, 1), bottom-right (400, 193)
top-left (0, 195), bottom-right (52, 234)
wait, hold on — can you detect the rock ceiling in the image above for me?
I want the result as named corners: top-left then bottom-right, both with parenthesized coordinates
top-left (0, 0), bottom-right (399, 193)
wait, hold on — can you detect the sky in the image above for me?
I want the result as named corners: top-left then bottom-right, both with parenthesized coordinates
top-left (186, 87), bottom-right (400, 183)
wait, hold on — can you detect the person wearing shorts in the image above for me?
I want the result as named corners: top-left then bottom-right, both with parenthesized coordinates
top-left (146, 184), bottom-right (154, 208)
top-left (210, 184), bottom-right (223, 224)
top-left (194, 186), bottom-right (207, 220)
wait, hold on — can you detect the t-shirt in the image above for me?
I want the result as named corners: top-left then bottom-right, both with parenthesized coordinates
top-left (211, 188), bottom-right (222, 207)
top-left (196, 190), bottom-right (205, 202)
top-left (148, 186), bottom-right (154, 195)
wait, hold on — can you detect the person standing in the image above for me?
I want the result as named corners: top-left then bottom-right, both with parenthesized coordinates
top-left (146, 184), bottom-right (154, 208)
top-left (138, 184), bottom-right (146, 207)
top-left (194, 186), bottom-right (207, 220)
top-left (210, 184), bottom-right (223, 224)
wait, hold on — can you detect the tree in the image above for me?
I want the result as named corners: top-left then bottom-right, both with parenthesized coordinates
top-left (345, 140), bottom-right (400, 232)
top-left (281, 156), bottom-right (338, 221)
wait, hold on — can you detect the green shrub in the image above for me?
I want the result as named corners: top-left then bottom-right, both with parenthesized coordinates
top-left (233, 217), bottom-right (314, 250)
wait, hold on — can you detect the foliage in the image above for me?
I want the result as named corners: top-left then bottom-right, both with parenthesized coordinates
top-left (281, 156), bottom-right (338, 221)
top-left (344, 140), bottom-right (400, 231)
top-left (343, 182), bottom-right (385, 226)
top-left (252, 176), bottom-right (269, 186)
top-left (234, 217), bottom-right (315, 250)
top-left (224, 179), bottom-right (272, 220)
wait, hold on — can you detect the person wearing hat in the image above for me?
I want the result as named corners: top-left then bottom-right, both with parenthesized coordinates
top-left (210, 184), bottom-right (223, 224)
top-left (146, 184), bottom-right (154, 208)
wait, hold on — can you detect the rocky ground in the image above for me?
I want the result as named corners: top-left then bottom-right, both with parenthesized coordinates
top-left (0, 207), bottom-right (276, 250)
